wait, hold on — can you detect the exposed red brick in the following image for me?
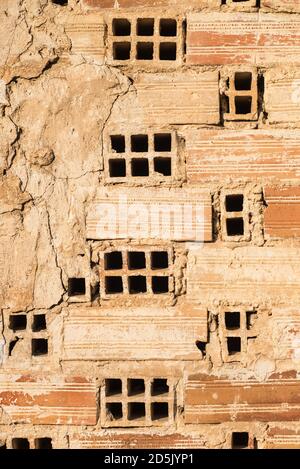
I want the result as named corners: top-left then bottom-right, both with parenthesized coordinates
top-left (265, 427), bottom-right (300, 449)
top-left (185, 373), bottom-right (300, 424)
top-left (264, 186), bottom-right (300, 238)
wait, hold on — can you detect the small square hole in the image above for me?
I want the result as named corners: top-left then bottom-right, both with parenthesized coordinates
top-left (112, 18), bottom-right (131, 36)
top-left (105, 378), bottom-right (122, 396)
top-left (151, 402), bottom-right (169, 420)
top-left (9, 314), bottom-right (27, 331)
top-left (227, 337), bottom-right (241, 355)
top-left (128, 252), bottom-right (146, 270)
top-left (106, 402), bottom-right (123, 420)
top-left (128, 276), bottom-right (147, 294)
top-left (128, 379), bottom-right (145, 396)
top-left (160, 19), bottom-right (177, 36)
top-left (68, 278), bottom-right (86, 297)
top-left (151, 378), bottom-right (169, 396)
top-left (225, 312), bottom-right (240, 330)
top-left (235, 96), bottom-right (252, 115)
top-left (128, 402), bottom-right (146, 420)
top-left (159, 42), bottom-right (177, 61)
top-left (226, 218), bottom-right (244, 236)
top-left (32, 339), bottom-right (48, 356)
top-left (137, 18), bottom-right (154, 36)
top-left (32, 314), bottom-right (46, 332)
top-left (111, 135), bottom-right (125, 153)
top-left (232, 432), bottom-right (249, 449)
top-left (105, 252), bottom-right (123, 270)
top-left (131, 135), bottom-right (148, 152)
top-left (154, 133), bottom-right (172, 152)
top-left (113, 42), bottom-right (131, 60)
top-left (12, 438), bottom-right (30, 449)
top-left (109, 159), bottom-right (126, 178)
top-left (136, 42), bottom-right (153, 60)
top-left (225, 194), bottom-right (243, 212)
top-left (152, 276), bottom-right (169, 294)
top-left (131, 158), bottom-right (149, 177)
top-left (154, 157), bottom-right (171, 176)
top-left (151, 251), bottom-right (168, 269)
top-left (234, 72), bottom-right (252, 91)
top-left (34, 438), bottom-right (52, 449)
top-left (105, 276), bottom-right (123, 294)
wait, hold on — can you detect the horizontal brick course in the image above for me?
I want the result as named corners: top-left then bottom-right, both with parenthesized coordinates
top-left (264, 186), bottom-right (300, 238)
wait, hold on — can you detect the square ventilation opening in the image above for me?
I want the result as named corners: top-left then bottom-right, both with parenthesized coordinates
top-left (112, 18), bottom-right (131, 36)
top-left (131, 134), bottom-right (148, 152)
top-left (159, 42), bottom-right (176, 61)
top-left (128, 275), bottom-right (147, 294)
top-left (227, 337), bottom-right (241, 355)
top-left (151, 251), bottom-right (169, 269)
top-left (68, 278), bottom-right (86, 296)
top-left (152, 276), bottom-right (169, 294)
top-left (34, 438), bottom-right (52, 449)
top-left (105, 251), bottom-right (123, 270)
top-left (232, 432), bottom-right (249, 449)
top-left (105, 276), bottom-right (123, 294)
top-left (160, 19), bottom-right (177, 36)
top-left (136, 42), bottom-right (153, 60)
top-left (151, 378), bottom-right (169, 396)
top-left (225, 312), bottom-right (240, 330)
top-left (154, 133), bottom-right (172, 152)
top-left (111, 135), bottom-right (125, 153)
top-left (12, 438), bottom-right (30, 449)
top-left (32, 314), bottom-right (46, 332)
top-left (32, 339), bottom-right (48, 356)
top-left (109, 159), bottom-right (126, 177)
top-left (106, 402), bottom-right (123, 420)
top-left (128, 379), bottom-right (145, 396)
top-left (105, 378), bottom-right (122, 396)
top-left (113, 42), bottom-right (131, 60)
top-left (137, 18), bottom-right (154, 36)
top-left (151, 402), bottom-right (169, 420)
top-left (225, 194), bottom-right (244, 212)
top-left (128, 402), bottom-right (146, 420)
top-left (131, 158), bottom-right (149, 176)
top-left (128, 251), bottom-right (146, 270)
top-left (226, 218), bottom-right (244, 236)
top-left (154, 157), bottom-right (171, 176)
top-left (235, 96), bottom-right (252, 114)
top-left (9, 314), bottom-right (27, 331)
top-left (234, 72), bottom-right (252, 91)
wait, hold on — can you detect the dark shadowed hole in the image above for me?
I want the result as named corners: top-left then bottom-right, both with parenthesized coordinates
top-left (159, 42), bottom-right (176, 61)
top-left (160, 19), bottom-right (177, 36)
top-left (136, 42), bottom-right (153, 60)
top-left (128, 379), bottom-right (145, 396)
top-left (235, 72), bottom-right (252, 90)
top-left (112, 18), bottom-right (131, 36)
top-left (111, 135), bottom-right (125, 153)
top-left (232, 432), bottom-right (249, 449)
top-left (32, 339), bottom-right (48, 356)
top-left (9, 338), bottom-right (20, 356)
top-left (226, 218), bottom-right (244, 236)
top-left (151, 251), bottom-right (168, 269)
top-left (32, 314), bottom-right (46, 332)
top-left (151, 402), bottom-right (169, 420)
top-left (131, 135), bottom-right (148, 152)
top-left (105, 378), bottom-right (122, 396)
top-left (105, 276), bottom-right (123, 294)
top-left (105, 251), bottom-right (123, 270)
top-left (152, 276), bottom-right (169, 293)
top-left (34, 438), bottom-right (52, 450)
top-left (225, 194), bottom-right (243, 212)
top-left (151, 378), bottom-right (169, 396)
top-left (113, 42), bottom-right (131, 60)
top-left (9, 314), bottom-right (27, 331)
top-left (128, 252), bottom-right (146, 270)
top-left (12, 438), bottom-right (30, 450)
top-left (128, 276), bottom-right (147, 294)
top-left (227, 337), bottom-right (241, 355)
top-left (109, 159), bottom-right (126, 177)
top-left (128, 402), bottom-right (145, 420)
top-left (106, 402), bottom-right (123, 420)
top-left (68, 278), bottom-right (86, 296)
top-left (137, 18), bottom-right (154, 36)
top-left (131, 158), bottom-right (149, 176)
top-left (235, 96), bottom-right (252, 114)
top-left (225, 312), bottom-right (240, 330)
top-left (196, 341), bottom-right (206, 357)
top-left (154, 157), bottom-right (171, 176)
top-left (154, 133), bottom-right (172, 152)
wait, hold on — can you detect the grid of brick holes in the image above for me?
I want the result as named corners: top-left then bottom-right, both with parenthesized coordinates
top-left (8, 313), bottom-right (48, 357)
top-left (103, 378), bottom-right (173, 427)
top-left (102, 249), bottom-right (171, 296)
top-left (223, 194), bottom-right (246, 238)
top-left (111, 17), bottom-right (179, 62)
top-left (223, 71), bottom-right (258, 121)
top-left (108, 133), bottom-right (174, 180)
top-left (8, 438), bottom-right (52, 449)
top-left (220, 308), bottom-right (257, 362)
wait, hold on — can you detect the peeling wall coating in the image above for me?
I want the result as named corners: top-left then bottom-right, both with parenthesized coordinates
top-left (1, 0), bottom-right (300, 450)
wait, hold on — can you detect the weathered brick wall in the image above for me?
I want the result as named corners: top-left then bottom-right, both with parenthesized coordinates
top-left (1, 0), bottom-right (300, 449)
